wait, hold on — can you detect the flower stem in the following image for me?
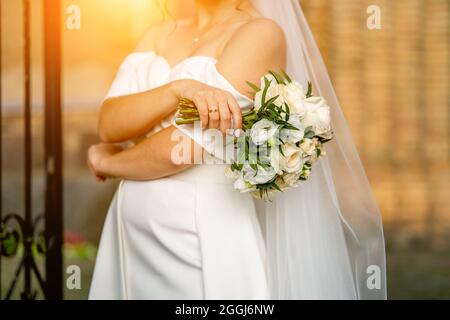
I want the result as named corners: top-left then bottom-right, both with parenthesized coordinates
top-left (176, 99), bottom-right (257, 130)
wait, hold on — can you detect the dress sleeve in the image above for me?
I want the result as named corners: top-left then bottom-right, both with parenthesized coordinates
top-left (102, 55), bottom-right (138, 102)
top-left (102, 52), bottom-right (164, 102)
top-left (171, 61), bottom-right (254, 163)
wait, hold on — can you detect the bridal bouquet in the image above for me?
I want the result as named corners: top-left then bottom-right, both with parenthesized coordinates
top-left (175, 71), bottom-right (334, 200)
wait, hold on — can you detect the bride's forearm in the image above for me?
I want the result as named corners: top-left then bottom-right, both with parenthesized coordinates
top-left (97, 126), bottom-right (198, 181)
top-left (98, 79), bottom-right (190, 143)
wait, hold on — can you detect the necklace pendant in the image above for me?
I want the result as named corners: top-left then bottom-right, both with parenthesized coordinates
top-left (193, 37), bottom-right (199, 44)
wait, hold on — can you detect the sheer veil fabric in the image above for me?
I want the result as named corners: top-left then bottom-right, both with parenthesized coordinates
top-left (249, 0), bottom-right (387, 299)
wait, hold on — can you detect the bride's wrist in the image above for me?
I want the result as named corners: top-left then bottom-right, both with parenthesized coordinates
top-left (170, 79), bottom-right (194, 99)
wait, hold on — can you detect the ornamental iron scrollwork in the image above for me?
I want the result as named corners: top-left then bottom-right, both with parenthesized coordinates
top-left (0, 213), bottom-right (51, 299)
top-left (0, 0), bottom-right (62, 300)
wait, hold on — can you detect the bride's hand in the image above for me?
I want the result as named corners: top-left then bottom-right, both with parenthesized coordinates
top-left (87, 143), bottom-right (123, 181)
top-left (173, 79), bottom-right (243, 134)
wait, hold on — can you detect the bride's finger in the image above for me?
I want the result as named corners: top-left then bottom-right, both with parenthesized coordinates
top-left (218, 96), bottom-right (231, 134)
top-left (193, 95), bottom-right (209, 128)
top-left (206, 95), bottom-right (220, 129)
top-left (227, 96), bottom-right (242, 130)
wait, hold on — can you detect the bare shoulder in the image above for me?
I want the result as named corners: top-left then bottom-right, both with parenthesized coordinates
top-left (224, 18), bottom-right (286, 53)
top-left (238, 18), bottom-right (285, 42)
top-left (217, 18), bottom-right (287, 95)
top-left (220, 17), bottom-right (287, 67)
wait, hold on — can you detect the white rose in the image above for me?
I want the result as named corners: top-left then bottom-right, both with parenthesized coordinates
top-left (283, 81), bottom-right (307, 116)
top-left (273, 176), bottom-right (289, 191)
top-left (250, 119), bottom-right (279, 146)
top-left (255, 85), bottom-right (286, 111)
top-left (269, 84), bottom-right (286, 107)
top-left (308, 139), bottom-right (325, 163)
top-left (254, 90), bottom-right (264, 110)
top-left (279, 144), bottom-right (304, 173)
top-left (300, 96), bottom-right (332, 137)
top-left (282, 172), bottom-right (301, 188)
top-left (280, 116), bottom-right (305, 144)
top-left (243, 162), bottom-right (277, 185)
top-left (254, 74), bottom-right (281, 110)
top-left (300, 138), bottom-right (317, 156)
top-left (268, 147), bottom-right (282, 174)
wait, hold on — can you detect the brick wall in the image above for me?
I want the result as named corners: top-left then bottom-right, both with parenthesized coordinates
top-left (302, 0), bottom-right (450, 246)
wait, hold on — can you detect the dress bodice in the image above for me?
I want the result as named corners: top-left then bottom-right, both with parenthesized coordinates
top-left (104, 52), bottom-right (252, 133)
top-left (104, 52), bottom-right (253, 159)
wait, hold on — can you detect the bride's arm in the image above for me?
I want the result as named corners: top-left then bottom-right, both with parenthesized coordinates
top-left (89, 126), bottom-right (197, 181)
top-left (98, 79), bottom-right (221, 143)
top-left (99, 81), bottom-right (177, 143)
top-left (89, 19), bottom-right (286, 181)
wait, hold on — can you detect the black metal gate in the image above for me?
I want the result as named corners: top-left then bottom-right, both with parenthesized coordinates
top-left (0, 0), bottom-right (63, 300)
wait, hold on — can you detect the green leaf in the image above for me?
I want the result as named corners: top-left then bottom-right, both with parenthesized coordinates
top-left (267, 109), bottom-right (280, 120)
top-left (269, 71), bottom-right (285, 84)
top-left (316, 148), bottom-right (322, 157)
top-left (304, 126), bottom-right (315, 138)
top-left (284, 103), bottom-right (290, 121)
top-left (306, 82), bottom-right (313, 98)
top-left (281, 70), bottom-right (292, 83)
top-left (246, 81), bottom-right (260, 92)
top-left (283, 123), bottom-right (299, 131)
top-left (265, 95), bottom-right (280, 107)
top-left (279, 144), bottom-right (285, 157)
top-left (261, 76), bottom-right (271, 110)
top-left (273, 183), bottom-right (282, 192)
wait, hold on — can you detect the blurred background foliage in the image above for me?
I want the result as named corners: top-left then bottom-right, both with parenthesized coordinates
top-left (1, 0), bottom-right (449, 299)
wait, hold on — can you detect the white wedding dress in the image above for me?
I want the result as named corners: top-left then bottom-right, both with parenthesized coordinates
top-left (89, 0), bottom-right (387, 301)
top-left (89, 52), bottom-right (270, 300)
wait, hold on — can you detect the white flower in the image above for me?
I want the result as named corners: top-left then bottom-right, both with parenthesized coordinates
top-left (273, 176), bottom-right (289, 191)
top-left (282, 172), bottom-right (301, 188)
top-left (254, 91), bottom-right (264, 110)
top-left (255, 74), bottom-right (278, 110)
top-left (283, 81), bottom-right (307, 116)
top-left (280, 116), bottom-right (305, 144)
top-left (255, 85), bottom-right (285, 111)
top-left (299, 138), bottom-right (317, 156)
top-left (243, 162), bottom-right (277, 185)
top-left (308, 140), bottom-right (325, 163)
top-left (255, 73), bottom-right (286, 110)
top-left (234, 176), bottom-right (256, 193)
top-left (268, 84), bottom-right (286, 107)
top-left (268, 147), bottom-right (282, 174)
top-left (279, 143), bottom-right (305, 173)
top-left (254, 78), bottom-right (309, 116)
top-left (250, 119), bottom-right (279, 146)
top-left (300, 96), bottom-right (332, 137)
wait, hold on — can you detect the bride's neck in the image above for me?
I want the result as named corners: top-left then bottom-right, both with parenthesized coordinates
top-left (194, 0), bottom-right (243, 30)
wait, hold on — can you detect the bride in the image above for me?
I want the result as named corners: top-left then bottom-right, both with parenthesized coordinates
top-left (87, 0), bottom-right (386, 300)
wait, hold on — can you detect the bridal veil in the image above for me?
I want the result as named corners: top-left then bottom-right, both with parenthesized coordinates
top-left (249, 0), bottom-right (386, 299)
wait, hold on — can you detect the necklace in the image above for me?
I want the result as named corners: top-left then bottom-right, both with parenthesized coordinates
top-left (192, 10), bottom-right (238, 44)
